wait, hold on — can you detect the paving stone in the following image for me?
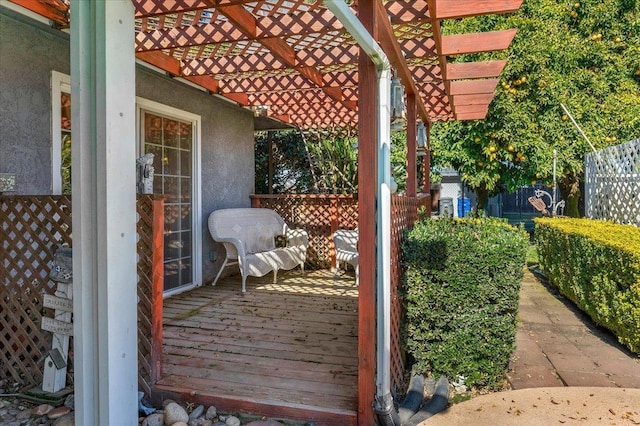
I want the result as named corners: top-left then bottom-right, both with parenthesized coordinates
top-left (511, 268), bottom-right (640, 391)
top-left (509, 365), bottom-right (564, 389)
top-left (561, 371), bottom-right (616, 387)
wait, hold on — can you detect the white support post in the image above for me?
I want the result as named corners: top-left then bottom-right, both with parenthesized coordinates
top-left (71, 1), bottom-right (138, 425)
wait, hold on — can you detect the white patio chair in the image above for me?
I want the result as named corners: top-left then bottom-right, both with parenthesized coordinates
top-left (333, 228), bottom-right (358, 283)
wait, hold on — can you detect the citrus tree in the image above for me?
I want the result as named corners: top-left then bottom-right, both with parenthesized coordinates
top-left (431, 0), bottom-right (640, 216)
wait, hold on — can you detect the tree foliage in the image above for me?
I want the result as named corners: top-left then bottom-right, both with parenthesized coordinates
top-left (255, 129), bottom-right (361, 194)
top-left (254, 129), bottom-right (418, 194)
top-left (430, 0), bottom-right (640, 215)
top-left (255, 130), bottom-right (314, 194)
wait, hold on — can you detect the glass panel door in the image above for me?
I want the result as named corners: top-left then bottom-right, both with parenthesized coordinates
top-left (142, 111), bottom-right (194, 292)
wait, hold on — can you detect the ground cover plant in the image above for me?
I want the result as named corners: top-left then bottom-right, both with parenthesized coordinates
top-left (402, 215), bottom-right (528, 390)
top-left (535, 217), bottom-right (640, 353)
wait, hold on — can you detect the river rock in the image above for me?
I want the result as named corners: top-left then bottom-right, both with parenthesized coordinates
top-left (33, 404), bottom-right (54, 416)
top-left (48, 406), bottom-right (71, 419)
top-left (142, 413), bottom-right (164, 426)
top-left (225, 416), bottom-right (240, 426)
top-left (189, 404), bottom-right (205, 420)
top-left (16, 409), bottom-right (32, 420)
top-left (64, 393), bottom-right (75, 410)
top-left (53, 412), bottom-right (75, 426)
top-left (164, 402), bottom-right (188, 425)
top-left (205, 406), bottom-right (217, 420)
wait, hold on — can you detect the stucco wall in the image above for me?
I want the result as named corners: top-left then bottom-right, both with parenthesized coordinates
top-left (0, 9), bottom-right (70, 194)
top-left (0, 8), bottom-right (256, 285)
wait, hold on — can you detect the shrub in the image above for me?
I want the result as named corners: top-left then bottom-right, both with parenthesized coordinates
top-left (402, 217), bottom-right (528, 389)
top-left (535, 217), bottom-right (640, 353)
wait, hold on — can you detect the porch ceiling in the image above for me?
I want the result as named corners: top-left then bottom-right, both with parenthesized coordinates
top-left (11, 0), bottom-right (522, 129)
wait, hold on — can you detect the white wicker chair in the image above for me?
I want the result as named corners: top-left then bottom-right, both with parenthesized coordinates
top-left (333, 228), bottom-right (358, 283)
top-left (208, 208), bottom-right (308, 293)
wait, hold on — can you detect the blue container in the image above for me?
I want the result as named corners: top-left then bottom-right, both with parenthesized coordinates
top-left (457, 197), bottom-right (471, 217)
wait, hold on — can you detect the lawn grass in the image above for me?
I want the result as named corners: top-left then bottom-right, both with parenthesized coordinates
top-left (526, 243), bottom-right (538, 267)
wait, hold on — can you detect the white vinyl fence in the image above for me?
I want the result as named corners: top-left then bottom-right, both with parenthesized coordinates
top-left (584, 138), bottom-right (640, 226)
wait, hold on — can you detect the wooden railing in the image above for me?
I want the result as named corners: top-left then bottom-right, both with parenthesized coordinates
top-left (251, 192), bottom-right (430, 395)
top-left (0, 195), bottom-right (163, 393)
top-left (251, 194), bottom-right (359, 269)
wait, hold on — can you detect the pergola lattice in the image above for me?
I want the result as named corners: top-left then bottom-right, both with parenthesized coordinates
top-left (12, 0), bottom-right (521, 129)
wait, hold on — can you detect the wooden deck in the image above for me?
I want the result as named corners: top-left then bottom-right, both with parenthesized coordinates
top-left (152, 269), bottom-right (359, 425)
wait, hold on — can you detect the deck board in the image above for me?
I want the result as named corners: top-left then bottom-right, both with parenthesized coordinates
top-left (155, 269), bottom-right (359, 425)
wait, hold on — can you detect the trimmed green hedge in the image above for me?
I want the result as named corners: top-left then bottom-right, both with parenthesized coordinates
top-left (535, 217), bottom-right (640, 353)
top-left (402, 217), bottom-right (528, 389)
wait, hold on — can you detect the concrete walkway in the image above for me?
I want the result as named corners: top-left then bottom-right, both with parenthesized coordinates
top-left (509, 268), bottom-right (640, 389)
top-left (423, 268), bottom-right (640, 425)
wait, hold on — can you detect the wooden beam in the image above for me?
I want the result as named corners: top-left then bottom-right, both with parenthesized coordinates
top-left (182, 75), bottom-right (219, 93)
top-left (151, 198), bottom-right (165, 384)
top-left (441, 29), bottom-right (517, 56)
top-left (406, 94), bottom-right (417, 197)
top-left (454, 104), bottom-right (489, 114)
top-left (446, 60), bottom-right (507, 80)
top-left (270, 114), bottom-right (290, 123)
top-left (426, 0), bottom-right (453, 126)
top-left (357, 1), bottom-right (378, 423)
top-left (457, 111), bottom-right (489, 120)
top-left (375, 0), bottom-right (431, 126)
top-left (435, 0), bottom-right (523, 19)
top-left (223, 92), bottom-right (249, 105)
top-left (135, 51), bottom-right (253, 105)
top-left (7, 0), bottom-right (69, 26)
top-left (451, 93), bottom-right (495, 105)
top-left (136, 51), bottom-right (181, 76)
top-left (449, 78), bottom-right (499, 95)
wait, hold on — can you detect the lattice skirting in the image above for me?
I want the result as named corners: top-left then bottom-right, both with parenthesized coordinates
top-left (0, 195), bottom-right (160, 392)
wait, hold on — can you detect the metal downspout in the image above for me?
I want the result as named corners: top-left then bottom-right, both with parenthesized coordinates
top-left (324, 0), bottom-right (394, 415)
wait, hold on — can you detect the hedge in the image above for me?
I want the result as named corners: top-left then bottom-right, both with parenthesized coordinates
top-left (535, 217), bottom-right (640, 353)
top-left (402, 217), bottom-right (528, 389)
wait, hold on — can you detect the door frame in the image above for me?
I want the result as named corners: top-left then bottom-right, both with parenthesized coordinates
top-left (136, 97), bottom-right (203, 297)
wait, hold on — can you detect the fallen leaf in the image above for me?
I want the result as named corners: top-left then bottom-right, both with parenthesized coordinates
top-left (551, 399), bottom-right (561, 405)
top-left (475, 407), bottom-right (482, 412)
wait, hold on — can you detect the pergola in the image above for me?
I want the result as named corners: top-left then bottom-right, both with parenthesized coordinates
top-left (6, 1), bottom-right (521, 424)
top-left (15, 0), bottom-right (518, 126)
